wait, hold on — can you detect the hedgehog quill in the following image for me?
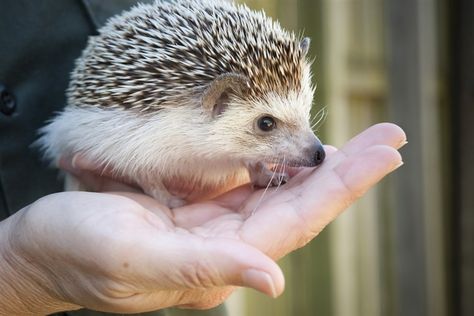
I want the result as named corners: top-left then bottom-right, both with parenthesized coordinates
top-left (38, 0), bottom-right (326, 208)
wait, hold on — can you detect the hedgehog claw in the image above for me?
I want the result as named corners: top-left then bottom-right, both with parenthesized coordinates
top-left (167, 197), bottom-right (187, 209)
top-left (144, 184), bottom-right (186, 208)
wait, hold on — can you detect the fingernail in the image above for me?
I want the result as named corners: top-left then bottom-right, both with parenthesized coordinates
top-left (241, 269), bottom-right (277, 298)
top-left (398, 140), bottom-right (408, 148)
top-left (392, 161), bottom-right (404, 171)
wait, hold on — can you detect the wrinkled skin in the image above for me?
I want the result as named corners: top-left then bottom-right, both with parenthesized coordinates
top-left (0, 123), bottom-right (405, 314)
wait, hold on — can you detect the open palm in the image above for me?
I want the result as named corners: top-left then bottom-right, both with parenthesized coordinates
top-left (33, 123), bottom-right (405, 313)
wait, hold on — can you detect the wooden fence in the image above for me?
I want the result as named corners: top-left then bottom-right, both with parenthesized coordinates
top-left (227, 0), bottom-right (453, 315)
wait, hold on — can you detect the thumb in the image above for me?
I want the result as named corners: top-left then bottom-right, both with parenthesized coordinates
top-left (141, 234), bottom-right (285, 298)
top-left (202, 238), bottom-right (285, 298)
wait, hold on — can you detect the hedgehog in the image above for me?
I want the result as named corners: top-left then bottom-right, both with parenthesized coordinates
top-left (38, 0), bottom-right (326, 207)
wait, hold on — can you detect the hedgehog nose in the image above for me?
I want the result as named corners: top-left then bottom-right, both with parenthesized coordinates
top-left (313, 143), bottom-right (326, 166)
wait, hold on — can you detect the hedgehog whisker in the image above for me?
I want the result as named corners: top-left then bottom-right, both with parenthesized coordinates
top-left (311, 107), bottom-right (328, 130)
top-left (273, 155), bottom-right (286, 196)
top-left (311, 107), bottom-right (326, 127)
top-left (251, 159), bottom-right (279, 215)
top-left (311, 106), bottom-right (328, 131)
top-left (310, 109), bottom-right (322, 124)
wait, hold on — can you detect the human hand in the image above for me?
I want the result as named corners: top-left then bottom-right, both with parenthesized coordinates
top-left (157, 122), bottom-right (406, 263)
top-left (2, 191), bottom-right (283, 314)
top-left (0, 123), bottom-right (405, 314)
top-left (59, 123), bottom-right (405, 260)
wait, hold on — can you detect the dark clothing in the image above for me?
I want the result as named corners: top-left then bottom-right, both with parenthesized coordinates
top-left (0, 1), bottom-right (226, 315)
top-left (0, 0), bottom-right (149, 215)
top-left (0, 0), bottom-right (147, 216)
top-left (0, 0), bottom-right (92, 216)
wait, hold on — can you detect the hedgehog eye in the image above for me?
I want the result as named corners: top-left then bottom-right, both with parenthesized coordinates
top-left (257, 116), bottom-right (276, 132)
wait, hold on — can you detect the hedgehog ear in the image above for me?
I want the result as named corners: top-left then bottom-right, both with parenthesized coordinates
top-left (201, 73), bottom-right (250, 117)
top-left (300, 37), bottom-right (311, 56)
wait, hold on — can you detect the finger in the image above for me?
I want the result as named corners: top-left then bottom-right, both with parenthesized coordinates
top-left (324, 145), bottom-right (338, 155)
top-left (239, 145), bottom-right (402, 259)
top-left (298, 145), bottom-right (402, 229)
top-left (133, 234), bottom-right (285, 298)
top-left (322, 123), bottom-right (406, 170)
top-left (345, 122), bottom-right (407, 150)
top-left (286, 123), bottom-right (404, 188)
top-left (288, 144), bottom-right (338, 184)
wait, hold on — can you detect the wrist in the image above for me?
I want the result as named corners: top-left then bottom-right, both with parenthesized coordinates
top-left (0, 207), bottom-right (80, 314)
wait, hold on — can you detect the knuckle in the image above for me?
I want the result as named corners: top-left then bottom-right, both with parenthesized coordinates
top-left (329, 170), bottom-right (359, 208)
top-left (294, 214), bottom-right (319, 249)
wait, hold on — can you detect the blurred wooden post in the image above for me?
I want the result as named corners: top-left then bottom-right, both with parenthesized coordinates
top-left (323, 1), bottom-right (387, 316)
top-left (227, 1), bottom-right (451, 316)
top-left (385, 0), bottom-right (448, 316)
top-left (322, 1), bottom-right (356, 315)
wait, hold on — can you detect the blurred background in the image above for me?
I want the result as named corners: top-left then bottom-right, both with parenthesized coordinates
top-left (224, 0), bottom-right (473, 315)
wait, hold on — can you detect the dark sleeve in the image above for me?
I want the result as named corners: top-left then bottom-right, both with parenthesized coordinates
top-left (0, 0), bottom-right (94, 216)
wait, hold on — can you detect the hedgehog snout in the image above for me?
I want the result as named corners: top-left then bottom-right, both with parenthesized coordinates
top-left (301, 139), bottom-right (326, 167)
top-left (313, 142), bottom-right (326, 166)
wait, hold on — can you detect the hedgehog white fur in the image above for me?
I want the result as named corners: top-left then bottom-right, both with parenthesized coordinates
top-left (38, 0), bottom-right (325, 207)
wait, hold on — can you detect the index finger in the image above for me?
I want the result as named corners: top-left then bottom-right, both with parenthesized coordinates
top-left (322, 122), bottom-right (406, 170)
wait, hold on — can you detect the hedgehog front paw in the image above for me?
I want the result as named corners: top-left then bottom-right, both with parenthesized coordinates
top-left (248, 162), bottom-right (289, 188)
top-left (167, 197), bottom-right (186, 209)
top-left (153, 192), bottom-right (186, 209)
top-left (144, 185), bottom-right (186, 208)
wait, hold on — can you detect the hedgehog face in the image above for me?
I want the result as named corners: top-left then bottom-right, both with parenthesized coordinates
top-left (245, 91), bottom-right (324, 168)
top-left (206, 85), bottom-right (324, 168)
top-left (201, 42), bottom-right (322, 167)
